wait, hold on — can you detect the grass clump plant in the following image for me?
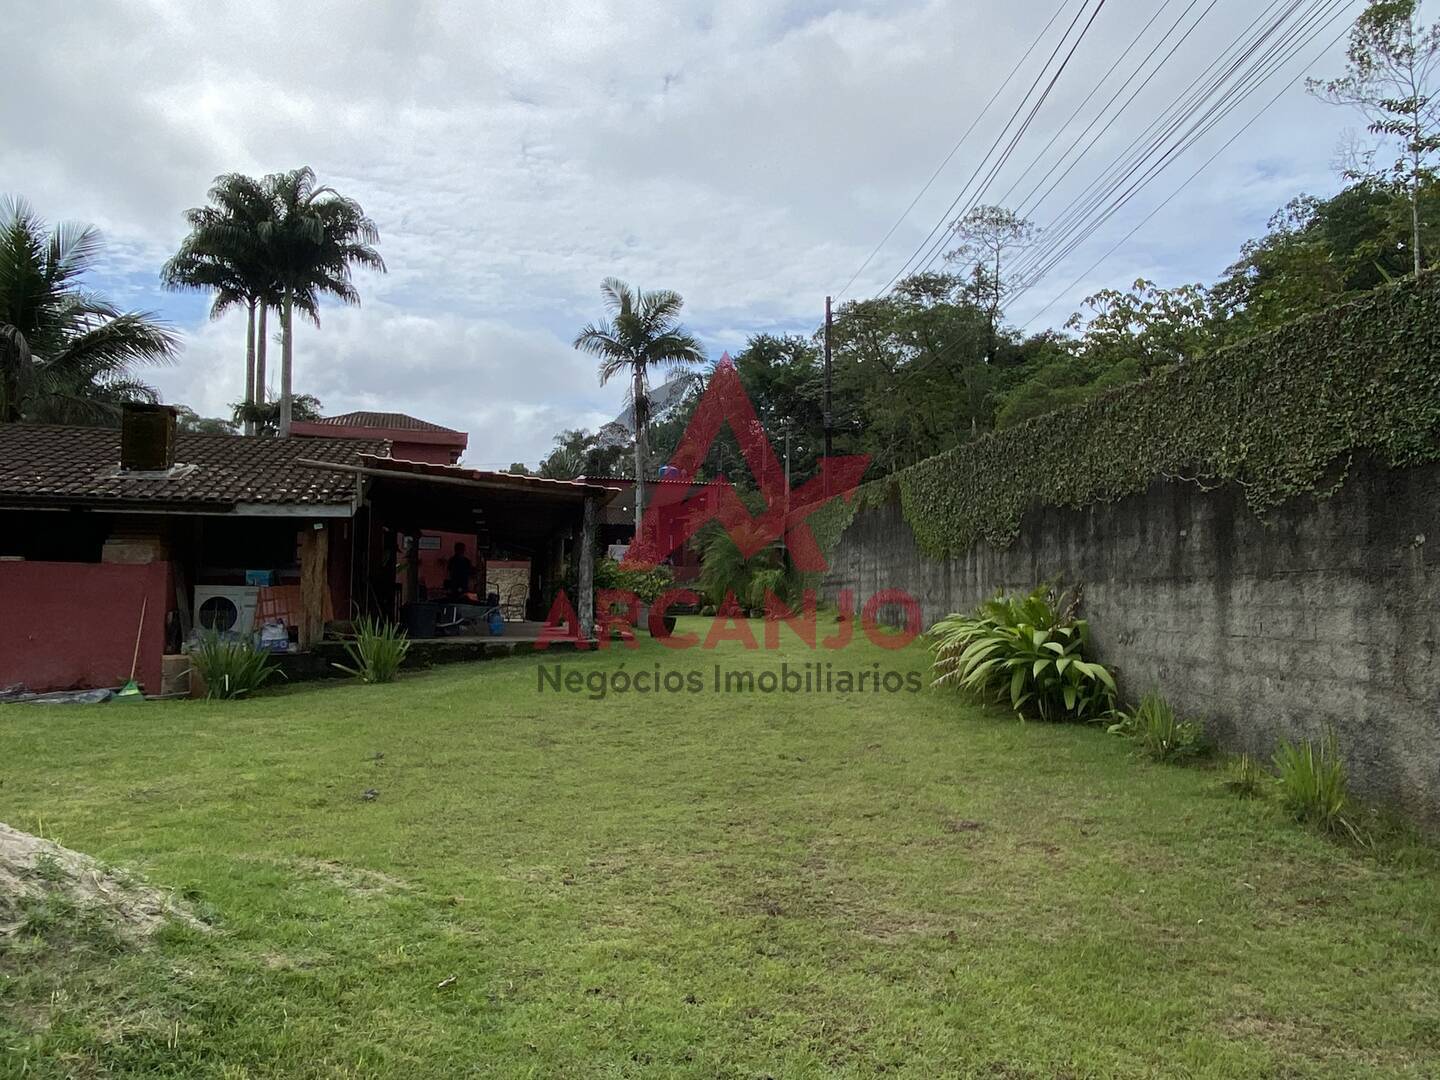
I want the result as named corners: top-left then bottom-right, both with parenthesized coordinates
top-left (1274, 729), bottom-right (1363, 842)
top-left (333, 617), bottom-right (411, 684)
top-left (189, 633), bottom-right (278, 700)
top-left (1108, 692), bottom-right (1208, 762)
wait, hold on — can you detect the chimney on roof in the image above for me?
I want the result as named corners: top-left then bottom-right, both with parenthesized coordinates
top-left (120, 404), bottom-right (178, 472)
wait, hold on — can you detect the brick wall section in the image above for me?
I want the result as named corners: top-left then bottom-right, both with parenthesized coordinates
top-left (825, 458), bottom-right (1440, 823)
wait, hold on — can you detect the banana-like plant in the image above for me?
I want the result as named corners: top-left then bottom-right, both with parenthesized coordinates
top-left (930, 587), bottom-right (1116, 722)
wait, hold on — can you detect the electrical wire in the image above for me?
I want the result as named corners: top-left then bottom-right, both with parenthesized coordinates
top-left (872, 0), bottom-right (1108, 297)
top-left (1006, 0), bottom-right (1349, 289)
top-left (884, 0), bottom-right (1114, 292)
top-left (830, 0), bottom-right (1075, 301)
top-left (1016, 4), bottom-right (1360, 328)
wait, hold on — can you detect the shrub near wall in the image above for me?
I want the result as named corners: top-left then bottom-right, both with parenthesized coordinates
top-left (830, 274), bottom-right (1440, 559)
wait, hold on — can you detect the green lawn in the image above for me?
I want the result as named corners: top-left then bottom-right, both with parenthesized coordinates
top-left (2, 618), bottom-right (1437, 1078)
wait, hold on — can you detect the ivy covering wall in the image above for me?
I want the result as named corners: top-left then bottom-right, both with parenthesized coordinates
top-left (815, 273), bottom-right (1440, 560)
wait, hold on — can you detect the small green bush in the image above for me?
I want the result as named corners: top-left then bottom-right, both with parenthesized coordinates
top-left (334, 617), bottom-right (411, 684)
top-left (1108, 692), bottom-right (1207, 762)
top-left (1224, 753), bottom-right (1270, 798)
top-left (930, 586), bottom-right (1116, 722)
top-left (594, 558), bottom-right (674, 604)
top-left (190, 633), bottom-right (278, 700)
top-left (1274, 730), bottom-right (1362, 841)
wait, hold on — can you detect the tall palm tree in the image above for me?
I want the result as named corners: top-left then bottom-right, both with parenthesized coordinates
top-left (0, 197), bottom-right (176, 424)
top-left (573, 278), bottom-right (704, 531)
top-left (258, 168), bottom-right (384, 436)
top-left (162, 173), bottom-right (275, 433)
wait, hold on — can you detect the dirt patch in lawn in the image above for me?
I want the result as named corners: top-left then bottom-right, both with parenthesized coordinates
top-left (291, 857), bottom-right (409, 896)
top-left (0, 821), bottom-right (206, 943)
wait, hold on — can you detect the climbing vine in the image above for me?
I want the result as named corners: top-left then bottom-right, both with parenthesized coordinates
top-left (826, 274), bottom-right (1440, 560)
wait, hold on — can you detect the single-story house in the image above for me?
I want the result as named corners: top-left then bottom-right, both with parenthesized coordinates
top-left (0, 406), bottom-right (615, 695)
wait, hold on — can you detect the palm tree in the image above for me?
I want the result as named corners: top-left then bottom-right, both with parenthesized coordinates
top-left (0, 197), bottom-right (176, 424)
top-left (258, 168), bottom-right (384, 436)
top-left (162, 173), bottom-right (275, 434)
top-left (573, 279), bottom-right (704, 530)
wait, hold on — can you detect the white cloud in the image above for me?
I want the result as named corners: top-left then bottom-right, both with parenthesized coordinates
top-left (7, 0), bottom-right (1366, 464)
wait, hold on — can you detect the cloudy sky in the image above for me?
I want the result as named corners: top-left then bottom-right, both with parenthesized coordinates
top-left (7, 0), bottom-right (1367, 466)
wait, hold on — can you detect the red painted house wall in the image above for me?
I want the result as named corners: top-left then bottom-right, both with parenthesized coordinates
top-left (0, 560), bottom-right (170, 694)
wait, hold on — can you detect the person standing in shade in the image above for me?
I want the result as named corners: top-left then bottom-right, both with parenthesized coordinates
top-left (446, 542), bottom-right (474, 598)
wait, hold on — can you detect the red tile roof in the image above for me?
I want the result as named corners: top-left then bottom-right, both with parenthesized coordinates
top-left (312, 411), bottom-right (462, 434)
top-left (0, 424), bottom-right (389, 510)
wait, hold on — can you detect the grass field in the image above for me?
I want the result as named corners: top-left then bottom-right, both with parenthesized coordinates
top-left (2, 617), bottom-right (1438, 1078)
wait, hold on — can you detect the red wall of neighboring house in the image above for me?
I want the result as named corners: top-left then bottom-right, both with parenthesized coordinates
top-left (0, 560), bottom-right (170, 694)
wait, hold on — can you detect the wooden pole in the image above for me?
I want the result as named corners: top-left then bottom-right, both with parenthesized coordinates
top-left (299, 524), bottom-right (329, 650)
top-left (129, 595), bottom-right (148, 681)
top-left (578, 496), bottom-right (596, 641)
top-left (823, 295), bottom-right (833, 462)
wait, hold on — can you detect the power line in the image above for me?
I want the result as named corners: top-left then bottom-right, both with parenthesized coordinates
top-left (1006, 0), bottom-right (1313, 285)
top-left (936, 0), bottom-right (1220, 292)
top-left (872, 0), bottom-right (1106, 297)
top-left (1009, 0), bottom-right (1355, 301)
top-left (1007, 0), bottom-right (1350, 288)
top-left (830, 0), bottom-right (1074, 302)
top-left (1017, 4), bottom-right (1360, 329)
top-left (888, 0), bottom-right (1114, 292)
top-left (845, 0), bottom-right (1358, 397)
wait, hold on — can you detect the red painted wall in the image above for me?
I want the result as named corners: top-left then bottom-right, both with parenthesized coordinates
top-left (409, 531), bottom-right (477, 597)
top-left (0, 560), bottom-right (170, 694)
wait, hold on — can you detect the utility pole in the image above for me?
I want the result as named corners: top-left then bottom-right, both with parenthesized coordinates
top-left (781, 422), bottom-right (791, 562)
top-left (823, 295), bottom-right (833, 468)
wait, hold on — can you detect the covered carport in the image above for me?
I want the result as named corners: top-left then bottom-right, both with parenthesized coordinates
top-left (298, 454), bottom-right (619, 642)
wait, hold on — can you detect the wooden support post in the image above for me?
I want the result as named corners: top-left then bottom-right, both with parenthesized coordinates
top-left (299, 523), bottom-right (329, 650)
top-left (578, 496), bottom-right (596, 641)
top-left (405, 533), bottom-right (420, 605)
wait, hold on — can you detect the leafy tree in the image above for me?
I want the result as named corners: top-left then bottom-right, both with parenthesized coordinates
top-left (1212, 179), bottom-right (1440, 334)
top-left (539, 427), bottom-right (629, 480)
top-left (506, 461), bottom-right (534, 476)
top-left (1064, 279), bottom-right (1220, 373)
top-left (646, 337), bottom-right (825, 487)
top-left (259, 168), bottom-right (385, 436)
top-left (175, 405), bottom-right (238, 435)
top-left (944, 205), bottom-right (1040, 359)
top-left (1308, 0), bottom-right (1440, 273)
top-left (0, 197), bottom-right (176, 424)
top-left (830, 273), bottom-right (1001, 473)
top-left (991, 342), bottom-right (1141, 430)
top-left (233, 393), bottom-right (322, 436)
top-left (573, 278), bottom-right (704, 529)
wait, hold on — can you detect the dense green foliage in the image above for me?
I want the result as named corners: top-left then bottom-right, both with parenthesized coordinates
top-left (547, 172), bottom-right (1440, 510)
top-left (333, 617), bottom-right (411, 684)
top-left (694, 522), bottom-right (792, 611)
top-left (593, 557), bottom-right (674, 605)
top-left (930, 587), bottom-right (1116, 722)
top-left (189, 634), bottom-right (278, 700)
top-left (538, 426), bottom-right (631, 479)
top-left (0, 197), bottom-right (176, 424)
top-left (874, 273), bottom-right (1440, 557)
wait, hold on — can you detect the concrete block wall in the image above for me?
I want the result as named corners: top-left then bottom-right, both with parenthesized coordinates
top-left (825, 458), bottom-right (1440, 823)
